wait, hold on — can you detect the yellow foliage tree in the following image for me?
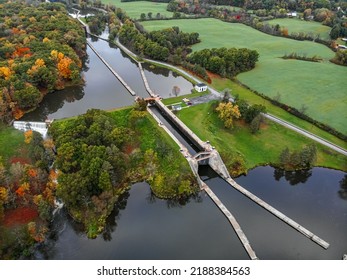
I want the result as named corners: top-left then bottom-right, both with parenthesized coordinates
top-left (0, 66), bottom-right (12, 80)
top-left (50, 49), bottom-right (58, 59)
top-left (0, 187), bottom-right (8, 203)
top-left (215, 102), bottom-right (241, 128)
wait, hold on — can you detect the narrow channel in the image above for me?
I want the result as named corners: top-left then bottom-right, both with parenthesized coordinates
top-left (148, 105), bottom-right (200, 155)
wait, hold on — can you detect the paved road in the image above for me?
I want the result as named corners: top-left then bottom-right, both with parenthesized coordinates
top-left (265, 114), bottom-right (347, 156)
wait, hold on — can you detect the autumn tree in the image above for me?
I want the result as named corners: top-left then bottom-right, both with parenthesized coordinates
top-left (215, 101), bottom-right (241, 128)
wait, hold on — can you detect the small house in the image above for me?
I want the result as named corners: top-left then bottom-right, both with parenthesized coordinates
top-left (195, 83), bottom-right (207, 92)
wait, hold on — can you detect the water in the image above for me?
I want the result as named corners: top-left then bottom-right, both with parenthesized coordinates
top-left (200, 166), bottom-right (347, 260)
top-left (21, 30), bottom-right (346, 260)
top-left (142, 62), bottom-right (194, 98)
top-left (22, 44), bottom-right (134, 121)
top-left (40, 182), bottom-right (248, 260)
top-left (22, 37), bottom-right (194, 121)
top-left (149, 106), bottom-right (200, 155)
top-left (38, 167), bottom-right (346, 260)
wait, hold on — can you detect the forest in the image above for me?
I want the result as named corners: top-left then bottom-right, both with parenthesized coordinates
top-left (49, 108), bottom-right (198, 238)
top-left (0, 2), bottom-right (86, 122)
top-left (188, 47), bottom-right (259, 77)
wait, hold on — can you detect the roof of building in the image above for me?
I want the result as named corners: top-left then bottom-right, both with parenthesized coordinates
top-left (196, 83), bottom-right (207, 87)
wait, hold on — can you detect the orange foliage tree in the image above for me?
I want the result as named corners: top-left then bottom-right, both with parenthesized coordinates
top-left (57, 57), bottom-right (73, 79)
top-left (24, 130), bottom-right (33, 144)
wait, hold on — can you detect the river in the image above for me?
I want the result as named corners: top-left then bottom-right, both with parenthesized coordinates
top-left (23, 32), bottom-right (346, 260)
top-left (36, 166), bottom-right (346, 260)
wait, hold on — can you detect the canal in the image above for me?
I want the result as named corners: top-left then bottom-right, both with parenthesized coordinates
top-left (24, 32), bottom-right (346, 260)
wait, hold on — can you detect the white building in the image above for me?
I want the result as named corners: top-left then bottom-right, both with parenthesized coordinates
top-left (195, 83), bottom-right (207, 92)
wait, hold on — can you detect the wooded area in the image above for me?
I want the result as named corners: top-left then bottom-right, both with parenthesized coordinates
top-left (0, 2), bottom-right (86, 122)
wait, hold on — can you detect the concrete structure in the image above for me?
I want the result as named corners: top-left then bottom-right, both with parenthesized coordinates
top-left (13, 121), bottom-right (51, 138)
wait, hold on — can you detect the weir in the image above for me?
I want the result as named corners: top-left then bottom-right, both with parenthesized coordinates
top-left (13, 121), bottom-right (50, 137)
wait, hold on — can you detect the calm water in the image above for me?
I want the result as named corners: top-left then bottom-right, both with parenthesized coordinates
top-left (37, 166), bottom-right (346, 260)
top-left (22, 37), bottom-right (193, 121)
top-left (22, 32), bottom-right (346, 260)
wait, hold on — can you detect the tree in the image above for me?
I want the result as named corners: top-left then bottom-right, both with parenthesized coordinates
top-left (244, 104), bottom-right (266, 123)
top-left (250, 114), bottom-right (264, 134)
top-left (13, 85), bottom-right (40, 109)
top-left (140, 13), bottom-right (146, 20)
top-left (215, 102), bottom-right (241, 128)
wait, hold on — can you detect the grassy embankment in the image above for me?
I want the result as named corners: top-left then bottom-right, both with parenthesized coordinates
top-left (142, 18), bottom-right (347, 136)
top-left (266, 18), bottom-right (332, 41)
top-left (0, 124), bottom-right (25, 162)
top-left (176, 101), bottom-right (347, 173)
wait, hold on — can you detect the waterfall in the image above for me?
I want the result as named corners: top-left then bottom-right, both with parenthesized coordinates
top-left (13, 121), bottom-right (49, 138)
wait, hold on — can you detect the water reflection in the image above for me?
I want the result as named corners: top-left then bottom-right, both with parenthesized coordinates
top-left (142, 63), bottom-right (194, 98)
top-left (338, 175), bottom-right (347, 200)
top-left (273, 168), bottom-right (312, 185)
top-left (21, 44), bottom-right (135, 121)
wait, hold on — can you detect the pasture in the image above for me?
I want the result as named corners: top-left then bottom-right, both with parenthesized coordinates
top-left (142, 18), bottom-right (347, 135)
top-left (104, 0), bottom-right (173, 19)
top-left (266, 18), bottom-right (331, 41)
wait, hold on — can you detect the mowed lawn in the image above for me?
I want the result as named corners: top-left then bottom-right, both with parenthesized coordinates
top-left (142, 19), bottom-right (347, 135)
top-left (266, 18), bottom-right (331, 41)
top-left (104, 0), bottom-right (173, 19)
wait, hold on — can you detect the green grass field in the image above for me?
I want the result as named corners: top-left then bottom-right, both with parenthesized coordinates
top-left (177, 102), bottom-right (347, 172)
top-left (142, 18), bottom-right (347, 135)
top-left (266, 18), bottom-right (331, 41)
top-left (104, 0), bottom-right (173, 19)
top-left (210, 77), bottom-right (347, 149)
top-left (0, 125), bottom-right (24, 162)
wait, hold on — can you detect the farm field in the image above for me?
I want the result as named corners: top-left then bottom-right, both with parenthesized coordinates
top-left (142, 18), bottom-right (347, 135)
top-left (266, 18), bottom-right (331, 40)
top-left (104, 0), bottom-right (173, 19)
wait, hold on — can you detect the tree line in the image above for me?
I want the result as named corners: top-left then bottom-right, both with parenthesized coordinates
top-left (0, 2), bottom-right (86, 122)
